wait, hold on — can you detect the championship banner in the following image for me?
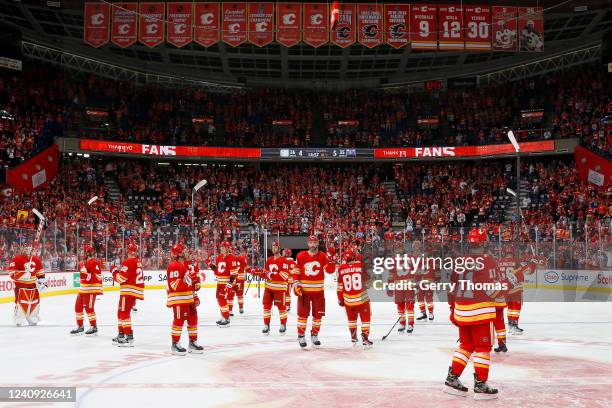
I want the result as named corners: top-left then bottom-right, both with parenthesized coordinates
top-left (465, 5), bottom-right (491, 50)
top-left (357, 4), bottom-right (383, 48)
top-left (384, 4), bottom-right (410, 49)
top-left (410, 4), bottom-right (437, 50)
top-left (248, 2), bottom-right (275, 47)
top-left (83, 2), bottom-right (110, 48)
top-left (519, 7), bottom-right (544, 52)
top-left (276, 3), bottom-right (302, 47)
top-left (111, 3), bottom-right (138, 48)
top-left (194, 2), bottom-right (220, 47)
top-left (222, 2), bottom-right (248, 47)
top-left (492, 6), bottom-right (517, 51)
top-left (303, 3), bottom-right (329, 48)
top-left (438, 5), bottom-right (464, 50)
top-left (166, 2), bottom-right (193, 48)
top-left (138, 2), bottom-right (165, 48)
top-left (574, 146), bottom-right (611, 187)
top-left (330, 3), bottom-right (355, 48)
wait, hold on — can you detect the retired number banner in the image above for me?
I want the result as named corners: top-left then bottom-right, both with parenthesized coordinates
top-left (331, 3), bottom-right (356, 48)
top-left (384, 4), bottom-right (409, 49)
top-left (166, 2), bottom-right (193, 47)
top-left (519, 7), bottom-right (544, 52)
top-left (248, 2), bottom-right (275, 47)
top-left (111, 3), bottom-right (138, 48)
top-left (492, 6), bottom-right (517, 51)
top-left (464, 5), bottom-right (491, 50)
top-left (83, 2), bottom-right (110, 48)
top-left (222, 2), bottom-right (248, 47)
top-left (438, 5), bottom-right (464, 50)
top-left (357, 4), bottom-right (383, 48)
top-left (303, 3), bottom-right (328, 48)
top-left (410, 4), bottom-right (437, 50)
top-left (276, 3), bottom-right (301, 47)
top-left (139, 2), bottom-right (165, 48)
top-left (194, 2), bottom-right (220, 47)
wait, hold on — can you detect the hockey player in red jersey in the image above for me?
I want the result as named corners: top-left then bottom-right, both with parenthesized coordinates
top-left (293, 235), bottom-right (336, 348)
top-left (283, 248), bottom-right (296, 312)
top-left (388, 252), bottom-right (416, 334)
top-left (417, 246), bottom-right (438, 322)
top-left (337, 249), bottom-right (372, 347)
top-left (70, 244), bottom-right (102, 336)
top-left (166, 243), bottom-right (203, 355)
top-left (8, 246), bottom-right (45, 326)
top-left (229, 249), bottom-right (248, 315)
top-left (111, 242), bottom-right (144, 347)
top-left (507, 256), bottom-right (540, 334)
top-left (445, 228), bottom-right (498, 399)
top-left (257, 241), bottom-right (290, 335)
top-left (206, 241), bottom-right (235, 327)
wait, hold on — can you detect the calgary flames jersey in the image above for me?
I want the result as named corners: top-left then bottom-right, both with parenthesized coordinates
top-left (285, 257), bottom-right (297, 286)
top-left (336, 260), bottom-right (369, 306)
top-left (113, 257), bottom-right (145, 300)
top-left (235, 255), bottom-right (247, 282)
top-left (214, 253), bottom-right (237, 284)
top-left (295, 250), bottom-right (335, 293)
top-left (79, 258), bottom-right (103, 295)
top-left (263, 256), bottom-right (291, 292)
top-left (9, 254), bottom-right (44, 288)
top-left (166, 260), bottom-right (194, 307)
top-left (451, 255), bottom-right (500, 325)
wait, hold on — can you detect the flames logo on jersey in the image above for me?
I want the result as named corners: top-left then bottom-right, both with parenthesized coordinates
top-left (390, 23), bottom-right (406, 38)
top-left (303, 261), bottom-right (321, 276)
top-left (362, 24), bottom-right (378, 38)
top-left (336, 25), bottom-right (351, 39)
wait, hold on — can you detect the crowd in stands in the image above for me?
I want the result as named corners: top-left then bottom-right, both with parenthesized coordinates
top-left (1, 62), bottom-right (608, 154)
top-left (1, 156), bottom-right (609, 270)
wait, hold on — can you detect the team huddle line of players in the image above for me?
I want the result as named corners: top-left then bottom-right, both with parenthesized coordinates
top-left (8, 228), bottom-right (534, 400)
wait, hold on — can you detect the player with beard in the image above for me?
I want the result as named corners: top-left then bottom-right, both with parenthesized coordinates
top-left (257, 241), bottom-right (290, 335)
top-left (293, 235), bottom-right (336, 348)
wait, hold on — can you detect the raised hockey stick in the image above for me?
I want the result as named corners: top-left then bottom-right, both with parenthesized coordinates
top-left (382, 316), bottom-right (402, 341)
top-left (28, 209), bottom-right (46, 264)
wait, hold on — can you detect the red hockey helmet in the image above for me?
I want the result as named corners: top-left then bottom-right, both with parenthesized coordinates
top-left (282, 248), bottom-right (292, 257)
top-left (171, 243), bottom-right (185, 257)
top-left (343, 249), bottom-right (355, 262)
top-left (307, 235), bottom-right (319, 244)
top-left (127, 242), bottom-right (138, 254)
top-left (221, 241), bottom-right (232, 249)
top-left (272, 241), bottom-right (281, 248)
top-left (384, 230), bottom-right (394, 241)
top-left (83, 243), bottom-right (94, 253)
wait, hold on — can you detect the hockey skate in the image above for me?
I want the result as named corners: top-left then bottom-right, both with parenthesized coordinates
top-left (513, 324), bottom-right (524, 335)
top-left (118, 334), bottom-right (134, 347)
top-left (298, 335), bottom-right (307, 348)
top-left (473, 374), bottom-right (499, 400)
top-left (85, 326), bottom-right (98, 337)
top-left (171, 342), bottom-right (187, 356)
top-left (239, 307), bottom-right (244, 315)
top-left (362, 334), bottom-right (373, 349)
top-left (428, 313), bottom-right (434, 321)
top-left (112, 333), bottom-right (125, 346)
top-left (416, 311), bottom-right (428, 321)
top-left (494, 341), bottom-right (508, 353)
top-left (279, 324), bottom-right (287, 335)
top-left (188, 341), bottom-right (204, 354)
top-left (443, 367), bottom-right (468, 397)
top-left (351, 335), bottom-right (359, 347)
top-left (70, 326), bottom-right (84, 336)
top-left (85, 326), bottom-right (98, 336)
top-left (311, 334), bottom-right (321, 347)
top-left (262, 324), bottom-right (270, 335)
top-left (407, 324), bottom-right (414, 334)
top-left (216, 318), bottom-right (230, 328)
top-left (398, 324), bottom-right (406, 333)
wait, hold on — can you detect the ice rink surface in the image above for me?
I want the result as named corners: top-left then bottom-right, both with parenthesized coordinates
top-left (1, 287), bottom-right (611, 408)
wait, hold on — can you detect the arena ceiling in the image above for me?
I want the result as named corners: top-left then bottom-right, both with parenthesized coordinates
top-left (1, 1), bottom-right (610, 89)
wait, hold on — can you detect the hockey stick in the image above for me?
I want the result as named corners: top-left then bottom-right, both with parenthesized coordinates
top-left (382, 316), bottom-right (402, 341)
top-left (28, 209), bottom-right (46, 264)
